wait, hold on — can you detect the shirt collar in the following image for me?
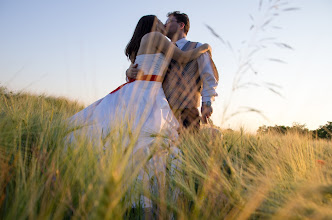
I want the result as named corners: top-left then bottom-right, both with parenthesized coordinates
top-left (175, 37), bottom-right (188, 49)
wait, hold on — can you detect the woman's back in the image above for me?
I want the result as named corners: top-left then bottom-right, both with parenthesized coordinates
top-left (134, 53), bottom-right (168, 77)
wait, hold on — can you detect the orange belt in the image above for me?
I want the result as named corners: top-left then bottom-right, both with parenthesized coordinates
top-left (110, 75), bottom-right (162, 94)
top-left (136, 75), bottom-right (162, 82)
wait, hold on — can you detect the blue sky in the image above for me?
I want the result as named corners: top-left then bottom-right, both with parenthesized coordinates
top-left (0, 0), bottom-right (331, 132)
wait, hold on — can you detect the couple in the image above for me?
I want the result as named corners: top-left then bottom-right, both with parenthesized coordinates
top-left (68, 11), bottom-right (219, 150)
top-left (67, 11), bottom-right (219, 210)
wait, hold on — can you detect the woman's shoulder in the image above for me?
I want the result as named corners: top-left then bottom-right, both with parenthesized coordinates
top-left (139, 32), bottom-right (167, 55)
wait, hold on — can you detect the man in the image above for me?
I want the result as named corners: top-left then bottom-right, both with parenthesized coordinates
top-left (127, 11), bottom-right (219, 131)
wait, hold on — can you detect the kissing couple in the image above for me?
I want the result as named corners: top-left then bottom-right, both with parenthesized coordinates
top-left (66, 11), bottom-right (219, 208)
top-left (68, 11), bottom-right (219, 148)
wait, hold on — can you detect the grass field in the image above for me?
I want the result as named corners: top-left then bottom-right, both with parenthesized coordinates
top-left (0, 87), bottom-right (331, 219)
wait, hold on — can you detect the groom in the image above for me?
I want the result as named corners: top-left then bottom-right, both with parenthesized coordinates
top-left (127, 11), bottom-right (219, 131)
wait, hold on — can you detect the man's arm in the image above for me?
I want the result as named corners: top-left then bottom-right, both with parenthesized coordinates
top-left (196, 43), bottom-right (219, 123)
top-left (126, 63), bottom-right (143, 81)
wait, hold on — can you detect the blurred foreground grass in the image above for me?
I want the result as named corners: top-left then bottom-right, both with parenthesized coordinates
top-left (0, 87), bottom-right (331, 219)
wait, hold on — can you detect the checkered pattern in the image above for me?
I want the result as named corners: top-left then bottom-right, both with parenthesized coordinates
top-left (162, 41), bottom-right (202, 109)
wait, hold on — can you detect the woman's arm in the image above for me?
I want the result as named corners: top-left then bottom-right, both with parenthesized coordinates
top-left (141, 32), bottom-right (211, 64)
top-left (156, 32), bottom-right (211, 64)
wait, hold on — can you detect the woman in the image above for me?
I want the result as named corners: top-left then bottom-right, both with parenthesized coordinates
top-left (67, 15), bottom-right (210, 149)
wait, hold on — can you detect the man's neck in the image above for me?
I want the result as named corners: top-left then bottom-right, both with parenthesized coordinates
top-left (171, 33), bottom-right (186, 43)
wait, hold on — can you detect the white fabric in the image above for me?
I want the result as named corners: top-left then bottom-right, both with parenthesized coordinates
top-left (176, 38), bottom-right (218, 103)
top-left (67, 53), bottom-right (179, 152)
top-left (66, 53), bottom-right (182, 208)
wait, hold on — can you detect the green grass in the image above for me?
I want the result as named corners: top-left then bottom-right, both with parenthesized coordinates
top-left (0, 87), bottom-right (331, 219)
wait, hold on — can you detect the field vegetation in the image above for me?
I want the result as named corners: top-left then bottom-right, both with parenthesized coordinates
top-left (1, 0), bottom-right (331, 219)
top-left (0, 87), bottom-right (331, 219)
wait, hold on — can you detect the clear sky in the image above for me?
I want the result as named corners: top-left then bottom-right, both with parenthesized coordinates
top-left (1, 0), bottom-right (331, 132)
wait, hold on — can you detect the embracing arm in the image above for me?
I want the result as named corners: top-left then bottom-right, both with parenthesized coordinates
top-left (158, 33), bottom-right (211, 64)
top-left (143, 32), bottom-right (211, 64)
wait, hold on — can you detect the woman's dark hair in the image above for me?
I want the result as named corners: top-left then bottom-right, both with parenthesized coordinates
top-left (125, 15), bottom-right (157, 62)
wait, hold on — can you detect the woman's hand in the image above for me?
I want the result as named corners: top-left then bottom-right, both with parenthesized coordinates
top-left (202, 43), bottom-right (212, 54)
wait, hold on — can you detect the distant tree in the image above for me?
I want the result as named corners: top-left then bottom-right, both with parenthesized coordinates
top-left (314, 121), bottom-right (332, 139)
top-left (274, 125), bottom-right (288, 134)
top-left (257, 123), bottom-right (309, 136)
top-left (289, 123), bottom-right (309, 135)
top-left (257, 125), bottom-right (289, 135)
top-left (257, 125), bottom-right (268, 134)
top-left (258, 122), bottom-right (331, 139)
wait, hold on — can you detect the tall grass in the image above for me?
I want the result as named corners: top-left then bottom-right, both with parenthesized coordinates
top-left (0, 88), bottom-right (331, 219)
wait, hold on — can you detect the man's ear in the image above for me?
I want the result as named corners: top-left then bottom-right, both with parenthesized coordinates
top-left (179, 22), bottom-right (185, 30)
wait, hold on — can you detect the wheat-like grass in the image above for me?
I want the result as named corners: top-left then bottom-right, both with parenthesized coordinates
top-left (0, 89), bottom-right (331, 219)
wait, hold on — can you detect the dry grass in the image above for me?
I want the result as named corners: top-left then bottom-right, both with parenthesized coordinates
top-left (0, 88), bottom-right (331, 219)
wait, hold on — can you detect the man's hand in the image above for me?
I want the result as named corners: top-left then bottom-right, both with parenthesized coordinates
top-left (126, 63), bottom-right (143, 79)
top-left (201, 105), bottom-right (213, 124)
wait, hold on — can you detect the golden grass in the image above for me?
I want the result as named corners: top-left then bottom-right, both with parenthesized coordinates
top-left (0, 89), bottom-right (331, 219)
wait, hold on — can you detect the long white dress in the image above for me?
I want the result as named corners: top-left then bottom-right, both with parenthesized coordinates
top-left (66, 53), bottom-right (180, 207)
top-left (67, 53), bottom-right (179, 149)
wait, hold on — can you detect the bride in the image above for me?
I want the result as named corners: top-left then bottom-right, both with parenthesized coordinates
top-left (66, 15), bottom-right (210, 208)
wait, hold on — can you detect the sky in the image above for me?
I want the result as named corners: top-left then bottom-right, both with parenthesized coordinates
top-left (0, 0), bottom-right (331, 132)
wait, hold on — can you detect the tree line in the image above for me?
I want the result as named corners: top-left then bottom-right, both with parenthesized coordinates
top-left (257, 121), bottom-right (332, 139)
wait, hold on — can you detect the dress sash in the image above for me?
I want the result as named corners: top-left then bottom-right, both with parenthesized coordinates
top-left (110, 75), bottom-right (162, 94)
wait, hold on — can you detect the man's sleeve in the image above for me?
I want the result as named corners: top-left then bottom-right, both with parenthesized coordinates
top-left (196, 42), bottom-right (219, 103)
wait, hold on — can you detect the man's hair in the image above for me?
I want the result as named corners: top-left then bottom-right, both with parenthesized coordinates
top-left (167, 11), bottom-right (190, 35)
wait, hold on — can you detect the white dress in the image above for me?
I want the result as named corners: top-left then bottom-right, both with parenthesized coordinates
top-left (67, 53), bottom-right (179, 150)
top-left (67, 53), bottom-right (180, 208)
